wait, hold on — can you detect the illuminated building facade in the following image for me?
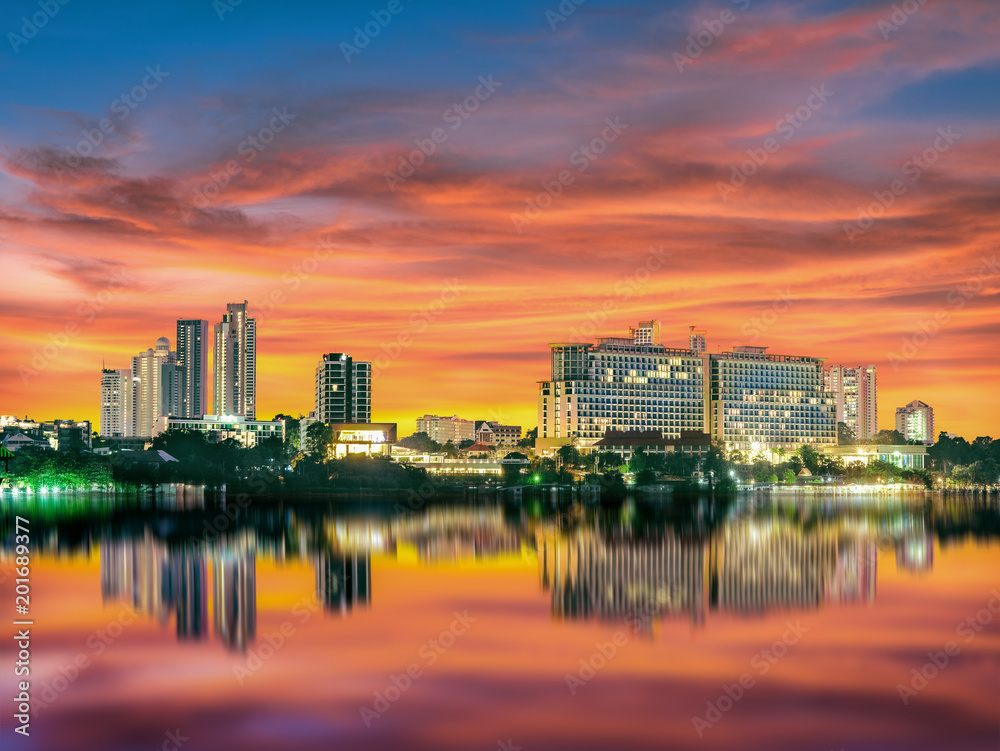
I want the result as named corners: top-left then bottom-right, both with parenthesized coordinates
top-left (132, 337), bottom-right (182, 438)
top-left (706, 346), bottom-right (837, 453)
top-left (825, 364), bottom-right (878, 441)
top-left (100, 368), bottom-right (133, 437)
top-left (176, 318), bottom-right (210, 419)
top-left (895, 400), bottom-right (935, 444)
top-left (214, 301), bottom-right (256, 420)
top-left (537, 327), bottom-right (706, 452)
top-left (416, 414), bottom-right (475, 444)
top-left (537, 323), bottom-right (836, 454)
top-left (315, 353), bottom-right (371, 424)
top-left (157, 414), bottom-right (285, 448)
top-left (820, 443), bottom-right (927, 469)
top-left (329, 423), bottom-right (397, 458)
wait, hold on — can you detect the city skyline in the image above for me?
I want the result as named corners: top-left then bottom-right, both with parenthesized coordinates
top-left (16, 311), bottom-right (983, 442)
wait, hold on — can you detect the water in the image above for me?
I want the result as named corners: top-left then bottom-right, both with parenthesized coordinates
top-left (1, 493), bottom-right (998, 750)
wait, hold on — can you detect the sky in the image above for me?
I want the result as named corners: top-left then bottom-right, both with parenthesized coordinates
top-left (1, 0), bottom-right (998, 438)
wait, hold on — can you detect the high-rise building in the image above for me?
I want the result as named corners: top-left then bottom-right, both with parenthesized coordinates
top-left (416, 415), bottom-right (475, 444)
top-left (100, 368), bottom-right (133, 437)
top-left (706, 346), bottom-right (836, 453)
top-left (537, 329), bottom-right (706, 450)
top-left (315, 353), bottom-right (371, 424)
top-left (176, 319), bottom-right (209, 419)
top-left (131, 337), bottom-right (182, 438)
top-left (537, 323), bottom-right (836, 454)
top-left (825, 365), bottom-right (877, 441)
top-left (214, 301), bottom-right (256, 420)
top-left (895, 400), bottom-right (934, 444)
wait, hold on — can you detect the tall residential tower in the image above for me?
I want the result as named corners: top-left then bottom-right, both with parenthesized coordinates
top-left (315, 353), bottom-right (371, 423)
top-left (214, 302), bottom-right (256, 419)
top-left (176, 319), bottom-right (210, 419)
top-left (824, 365), bottom-right (878, 441)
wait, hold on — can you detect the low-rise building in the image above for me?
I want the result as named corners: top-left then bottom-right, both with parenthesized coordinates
top-left (155, 414), bottom-right (284, 448)
top-left (391, 445), bottom-right (502, 475)
top-left (416, 415), bottom-right (476, 444)
top-left (330, 423), bottom-right (397, 458)
top-left (820, 443), bottom-right (927, 470)
top-left (0, 417), bottom-right (92, 451)
top-left (475, 421), bottom-right (522, 446)
top-left (591, 429), bottom-right (712, 463)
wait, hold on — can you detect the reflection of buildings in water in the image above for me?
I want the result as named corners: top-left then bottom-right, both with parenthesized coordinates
top-left (174, 549), bottom-right (208, 639)
top-left (100, 532), bottom-right (174, 625)
top-left (537, 517), bottom-right (909, 629)
top-left (537, 529), bottom-right (708, 629)
top-left (714, 522), bottom-right (838, 614)
top-left (213, 550), bottom-right (256, 651)
top-left (827, 540), bottom-right (877, 605)
top-left (316, 550), bottom-right (371, 615)
top-left (100, 532), bottom-right (258, 650)
top-left (896, 530), bottom-right (934, 574)
top-left (394, 506), bottom-right (522, 562)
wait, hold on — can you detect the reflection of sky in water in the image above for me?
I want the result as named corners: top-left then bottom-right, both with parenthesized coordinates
top-left (1, 495), bottom-right (997, 751)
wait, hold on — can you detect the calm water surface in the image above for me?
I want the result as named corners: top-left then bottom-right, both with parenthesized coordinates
top-left (1, 493), bottom-right (998, 750)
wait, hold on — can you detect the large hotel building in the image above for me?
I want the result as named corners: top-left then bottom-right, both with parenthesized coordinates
top-left (537, 321), bottom-right (836, 454)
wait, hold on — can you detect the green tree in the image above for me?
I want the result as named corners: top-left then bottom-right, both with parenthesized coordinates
top-left (783, 468), bottom-right (797, 484)
top-left (305, 422), bottom-right (334, 458)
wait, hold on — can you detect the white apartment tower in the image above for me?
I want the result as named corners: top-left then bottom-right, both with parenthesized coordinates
top-left (825, 365), bottom-right (878, 441)
top-left (214, 301), bottom-right (256, 420)
top-left (131, 337), bottom-right (182, 437)
top-left (100, 368), bottom-right (133, 437)
top-left (895, 400), bottom-right (935, 444)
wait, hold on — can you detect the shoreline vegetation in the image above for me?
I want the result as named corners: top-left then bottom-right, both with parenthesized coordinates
top-left (0, 429), bottom-right (997, 499)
